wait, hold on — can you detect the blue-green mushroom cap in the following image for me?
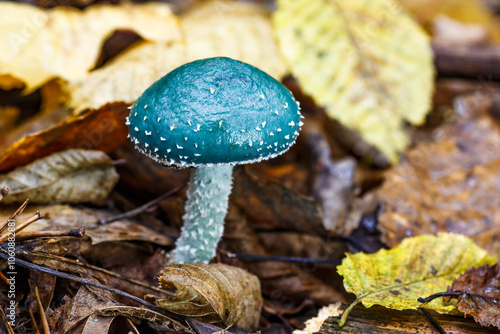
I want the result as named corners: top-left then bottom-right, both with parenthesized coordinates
top-left (127, 57), bottom-right (302, 167)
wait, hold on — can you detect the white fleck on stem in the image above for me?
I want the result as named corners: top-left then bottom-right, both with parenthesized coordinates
top-left (170, 165), bottom-right (233, 264)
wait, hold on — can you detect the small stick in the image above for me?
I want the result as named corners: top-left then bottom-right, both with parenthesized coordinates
top-left (99, 183), bottom-right (186, 224)
top-left (28, 307), bottom-right (41, 334)
top-left (0, 305), bottom-right (15, 334)
top-left (17, 228), bottom-right (85, 241)
top-left (0, 198), bottom-right (29, 234)
top-left (0, 271), bottom-right (10, 285)
top-left (418, 291), bottom-right (463, 304)
top-left (0, 211), bottom-right (43, 243)
top-left (223, 251), bottom-right (341, 265)
top-left (34, 287), bottom-right (50, 334)
top-left (419, 308), bottom-right (446, 334)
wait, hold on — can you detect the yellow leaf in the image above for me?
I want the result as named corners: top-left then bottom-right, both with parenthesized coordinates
top-left (0, 2), bottom-right (181, 91)
top-left (181, 0), bottom-right (287, 79)
top-left (68, 0), bottom-right (286, 113)
top-left (273, 0), bottom-right (434, 163)
top-left (0, 149), bottom-right (118, 204)
top-left (153, 263), bottom-right (262, 330)
top-left (337, 233), bottom-right (496, 327)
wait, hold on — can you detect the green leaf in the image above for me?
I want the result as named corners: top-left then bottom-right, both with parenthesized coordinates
top-left (337, 233), bottom-right (496, 327)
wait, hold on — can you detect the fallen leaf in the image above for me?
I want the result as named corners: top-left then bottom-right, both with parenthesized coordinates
top-left (448, 264), bottom-right (500, 298)
top-left (181, 0), bottom-right (287, 79)
top-left (232, 168), bottom-right (326, 236)
top-left (68, 0), bottom-right (287, 113)
top-left (377, 93), bottom-right (500, 253)
top-left (0, 149), bottom-right (118, 204)
top-left (456, 293), bottom-right (500, 329)
top-left (337, 233), bottom-right (496, 326)
top-left (153, 263), bottom-right (263, 330)
top-left (0, 102), bottom-right (129, 173)
top-left (273, 0), bottom-right (434, 163)
top-left (0, 2), bottom-right (181, 90)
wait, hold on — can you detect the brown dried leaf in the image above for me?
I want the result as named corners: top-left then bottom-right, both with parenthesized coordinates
top-left (377, 93), bottom-right (500, 253)
top-left (0, 149), bottom-right (118, 204)
top-left (0, 102), bottom-right (129, 173)
top-left (0, 2), bottom-right (181, 90)
top-left (456, 292), bottom-right (500, 330)
top-left (154, 263), bottom-right (263, 330)
top-left (448, 264), bottom-right (500, 298)
top-left (233, 168), bottom-right (326, 236)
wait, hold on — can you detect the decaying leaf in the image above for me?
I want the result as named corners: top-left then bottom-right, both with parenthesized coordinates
top-left (448, 264), bottom-right (500, 298)
top-left (456, 293), bottom-right (500, 329)
top-left (377, 93), bottom-right (500, 253)
top-left (0, 102), bottom-right (129, 173)
top-left (153, 263), bottom-right (263, 330)
top-left (337, 233), bottom-right (496, 326)
top-left (68, 0), bottom-right (286, 113)
top-left (273, 0), bottom-right (434, 163)
top-left (0, 2), bottom-right (181, 90)
top-left (0, 149), bottom-right (118, 204)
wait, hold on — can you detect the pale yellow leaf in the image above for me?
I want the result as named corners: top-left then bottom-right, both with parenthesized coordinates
top-left (68, 0), bottom-right (286, 113)
top-left (0, 149), bottom-right (118, 204)
top-left (274, 0), bottom-right (434, 163)
top-left (68, 41), bottom-right (186, 114)
top-left (154, 263), bottom-right (263, 330)
top-left (181, 0), bottom-right (287, 79)
top-left (0, 2), bottom-right (181, 91)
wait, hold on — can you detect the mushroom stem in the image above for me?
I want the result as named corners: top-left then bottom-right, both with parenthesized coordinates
top-left (171, 164), bottom-right (234, 263)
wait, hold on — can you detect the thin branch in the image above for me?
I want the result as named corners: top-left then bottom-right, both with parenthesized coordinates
top-left (16, 228), bottom-right (85, 241)
top-left (223, 251), bottom-right (341, 265)
top-left (419, 308), bottom-right (446, 334)
top-left (0, 250), bottom-right (180, 320)
top-left (418, 291), bottom-right (463, 304)
top-left (0, 198), bottom-right (29, 233)
top-left (34, 287), bottom-right (50, 334)
top-left (0, 305), bottom-right (15, 334)
top-left (100, 183), bottom-right (186, 224)
top-left (0, 211), bottom-right (43, 243)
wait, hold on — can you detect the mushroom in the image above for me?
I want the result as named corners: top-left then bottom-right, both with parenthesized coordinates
top-left (127, 57), bottom-right (302, 264)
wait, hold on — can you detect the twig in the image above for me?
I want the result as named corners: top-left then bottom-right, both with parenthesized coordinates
top-left (0, 271), bottom-right (10, 285)
top-left (34, 287), bottom-right (50, 334)
top-left (223, 251), bottom-right (341, 265)
top-left (418, 292), bottom-right (463, 304)
top-left (419, 308), bottom-right (446, 334)
top-left (0, 198), bottom-right (29, 234)
top-left (9, 247), bottom-right (172, 297)
top-left (28, 307), bottom-right (41, 334)
top-left (16, 228), bottom-right (85, 241)
top-left (0, 250), bottom-right (180, 320)
top-left (99, 183), bottom-right (186, 224)
top-left (0, 211), bottom-right (43, 243)
top-left (0, 305), bottom-right (15, 334)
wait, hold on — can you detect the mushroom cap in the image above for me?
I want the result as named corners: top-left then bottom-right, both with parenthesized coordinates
top-left (128, 57), bottom-right (302, 167)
